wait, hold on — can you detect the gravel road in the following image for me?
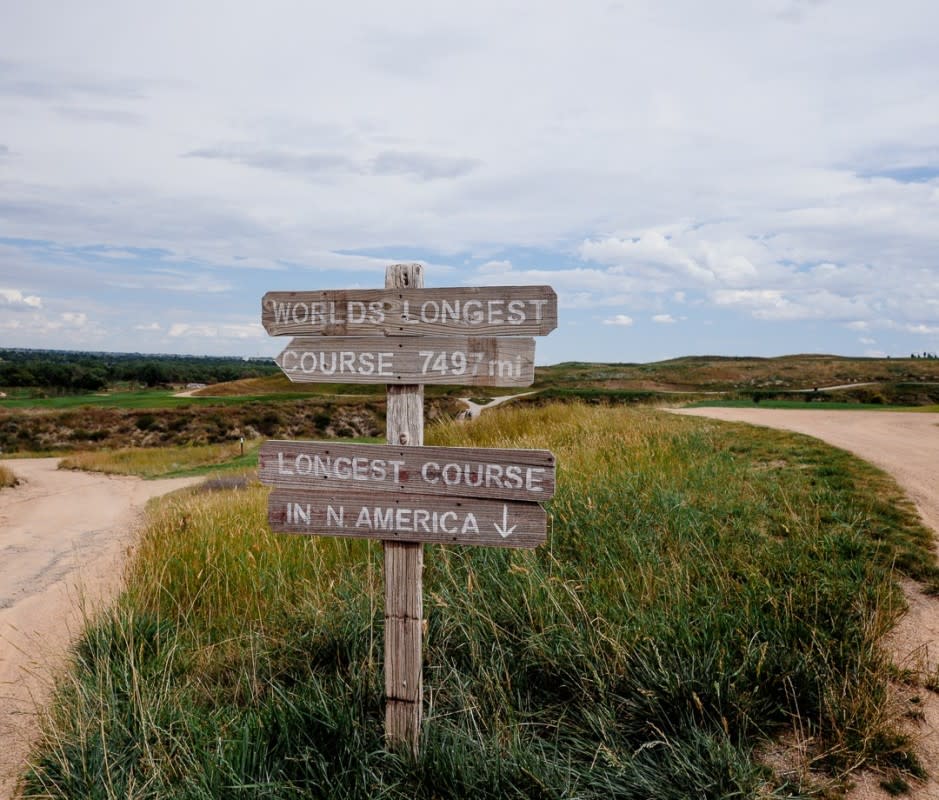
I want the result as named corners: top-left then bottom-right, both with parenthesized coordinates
top-left (0, 459), bottom-right (198, 799)
top-left (675, 408), bottom-right (939, 798)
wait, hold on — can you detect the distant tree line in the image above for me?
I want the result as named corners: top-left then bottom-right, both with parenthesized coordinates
top-left (0, 349), bottom-right (279, 392)
top-left (910, 352), bottom-right (938, 359)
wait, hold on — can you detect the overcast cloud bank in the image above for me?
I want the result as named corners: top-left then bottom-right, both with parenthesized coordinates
top-left (1, 1), bottom-right (937, 361)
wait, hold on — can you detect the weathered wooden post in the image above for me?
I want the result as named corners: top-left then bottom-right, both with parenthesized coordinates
top-left (260, 268), bottom-right (557, 757)
top-left (383, 262), bottom-right (424, 753)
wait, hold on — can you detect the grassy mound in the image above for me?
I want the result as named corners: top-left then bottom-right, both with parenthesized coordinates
top-left (24, 405), bottom-right (934, 798)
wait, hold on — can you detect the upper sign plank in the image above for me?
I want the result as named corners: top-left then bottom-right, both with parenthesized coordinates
top-left (262, 285), bottom-right (557, 337)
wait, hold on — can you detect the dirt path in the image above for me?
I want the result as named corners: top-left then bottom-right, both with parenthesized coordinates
top-left (459, 391), bottom-right (539, 419)
top-left (674, 408), bottom-right (939, 797)
top-left (0, 459), bottom-right (200, 799)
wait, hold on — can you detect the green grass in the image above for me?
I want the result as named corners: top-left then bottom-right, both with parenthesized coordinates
top-left (24, 404), bottom-right (935, 798)
top-left (0, 389), bottom-right (334, 411)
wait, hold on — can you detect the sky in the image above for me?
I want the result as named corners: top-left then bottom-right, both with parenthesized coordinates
top-left (1, 0), bottom-right (938, 364)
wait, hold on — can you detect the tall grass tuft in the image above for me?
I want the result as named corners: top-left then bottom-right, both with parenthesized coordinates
top-left (25, 404), bottom-right (933, 798)
top-left (0, 463), bottom-right (18, 488)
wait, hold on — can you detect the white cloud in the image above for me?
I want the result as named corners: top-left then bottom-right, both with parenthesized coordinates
top-left (134, 322), bottom-right (161, 331)
top-left (60, 312), bottom-right (88, 326)
top-left (652, 314), bottom-right (677, 324)
top-left (478, 259), bottom-right (513, 274)
top-left (0, 1), bottom-right (937, 357)
top-left (603, 314), bottom-right (634, 327)
top-left (709, 288), bottom-right (872, 322)
top-left (0, 288), bottom-right (42, 310)
top-left (169, 322), bottom-right (263, 339)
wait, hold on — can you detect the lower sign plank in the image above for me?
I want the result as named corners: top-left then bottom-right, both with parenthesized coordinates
top-left (275, 336), bottom-right (535, 386)
top-left (268, 489), bottom-right (547, 548)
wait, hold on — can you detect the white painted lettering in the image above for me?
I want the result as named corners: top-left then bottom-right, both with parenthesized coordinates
top-left (367, 301), bottom-right (384, 324)
top-left (414, 509), bottom-right (431, 532)
top-left (348, 301), bottom-right (366, 323)
top-left (484, 463), bottom-right (504, 488)
top-left (507, 300), bottom-right (525, 324)
top-left (442, 463), bottom-right (461, 486)
top-left (462, 513), bottom-right (479, 534)
top-left (396, 508), bottom-right (413, 529)
top-left (464, 300), bottom-right (483, 324)
top-left (271, 301), bottom-right (292, 324)
top-left (277, 452), bottom-right (294, 475)
top-left (420, 300), bottom-right (439, 322)
top-left (352, 457), bottom-right (369, 481)
top-left (327, 505), bottom-right (344, 527)
top-left (530, 298), bottom-right (548, 322)
top-left (466, 466), bottom-right (483, 487)
top-left (441, 300), bottom-right (459, 323)
top-left (526, 468), bottom-right (545, 492)
top-left (300, 352), bottom-right (317, 373)
top-left (281, 350), bottom-right (299, 371)
top-left (320, 352), bottom-right (337, 375)
top-left (401, 300), bottom-right (419, 324)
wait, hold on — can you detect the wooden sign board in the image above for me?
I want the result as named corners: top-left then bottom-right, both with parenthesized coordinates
top-left (274, 336), bottom-right (536, 387)
top-left (262, 285), bottom-right (557, 338)
top-left (268, 489), bottom-right (547, 548)
top-left (259, 440), bottom-right (555, 502)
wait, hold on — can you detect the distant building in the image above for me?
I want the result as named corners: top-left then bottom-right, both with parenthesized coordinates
top-left (185, 383), bottom-right (207, 390)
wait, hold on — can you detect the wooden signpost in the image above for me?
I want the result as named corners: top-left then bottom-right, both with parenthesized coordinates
top-left (261, 264), bottom-right (557, 754)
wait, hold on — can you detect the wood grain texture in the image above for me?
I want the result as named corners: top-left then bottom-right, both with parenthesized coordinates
top-left (383, 263), bottom-right (423, 755)
top-left (258, 440), bottom-right (556, 502)
top-left (262, 284), bottom-right (557, 337)
top-left (274, 335), bottom-right (536, 386)
top-left (268, 488), bottom-right (549, 548)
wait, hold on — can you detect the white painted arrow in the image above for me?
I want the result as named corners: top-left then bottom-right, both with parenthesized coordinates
top-left (494, 504), bottom-right (518, 538)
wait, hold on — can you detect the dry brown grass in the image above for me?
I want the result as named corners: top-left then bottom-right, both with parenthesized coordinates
top-left (0, 464), bottom-right (18, 488)
top-left (58, 442), bottom-right (248, 478)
